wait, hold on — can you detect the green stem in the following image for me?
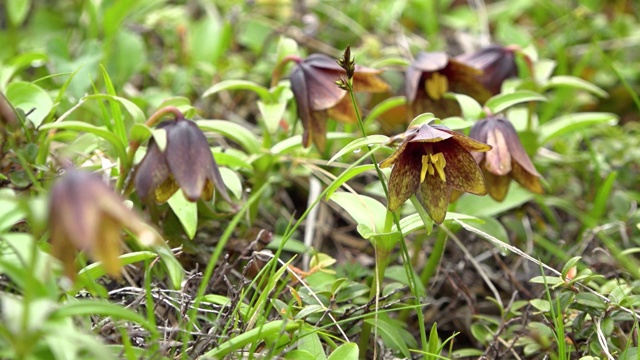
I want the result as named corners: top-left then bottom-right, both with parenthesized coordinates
top-left (345, 75), bottom-right (428, 359)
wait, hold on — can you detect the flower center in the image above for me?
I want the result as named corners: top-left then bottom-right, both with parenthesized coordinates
top-left (425, 72), bottom-right (449, 100)
top-left (420, 152), bottom-right (447, 183)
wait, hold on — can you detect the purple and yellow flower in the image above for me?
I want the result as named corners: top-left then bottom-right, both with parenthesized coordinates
top-left (380, 124), bottom-right (492, 224)
top-left (290, 54), bottom-right (389, 150)
top-left (134, 116), bottom-right (231, 204)
top-left (468, 115), bottom-right (543, 201)
top-left (49, 170), bottom-right (159, 280)
top-left (405, 52), bottom-right (489, 119)
top-left (456, 45), bottom-right (524, 95)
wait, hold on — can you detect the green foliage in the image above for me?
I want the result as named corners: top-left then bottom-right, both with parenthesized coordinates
top-left (1, 0), bottom-right (640, 359)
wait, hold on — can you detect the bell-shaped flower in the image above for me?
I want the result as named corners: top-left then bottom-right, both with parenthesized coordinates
top-left (380, 124), bottom-right (491, 224)
top-left (290, 54), bottom-right (389, 150)
top-left (134, 117), bottom-right (231, 204)
top-left (468, 115), bottom-right (543, 201)
top-left (49, 170), bottom-right (159, 280)
top-left (405, 52), bottom-right (490, 119)
top-left (456, 45), bottom-right (523, 95)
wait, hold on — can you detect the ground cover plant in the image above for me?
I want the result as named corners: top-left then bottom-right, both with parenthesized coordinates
top-left (1, 0), bottom-right (640, 359)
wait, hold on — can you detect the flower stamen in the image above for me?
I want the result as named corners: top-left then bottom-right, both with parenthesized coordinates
top-left (420, 152), bottom-right (447, 183)
top-left (425, 72), bottom-right (449, 100)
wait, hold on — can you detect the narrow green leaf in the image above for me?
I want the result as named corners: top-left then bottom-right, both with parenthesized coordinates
top-left (327, 343), bottom-right (358, 360)
top-left (257, 86), bottom-right (292, 134)
top-left (51, 300), bottom-right (157, 334)
top-left (84, 94), bottom-right (146, 124)
top-left (427, 322), bottom-right (440, 359)
top-left (153, 245), bottom-right (185, 290)
top-left (129, 123), bottom-right (153, 145)
top-left (325, 164), bottom-right (375, 200)
top-left (538, 112), bottom-right (617, 143)
top-left (530, 299), bottom-right (551, 312)
top-left (100, 65), bottom-right (127, 143)
top-left (38, 121), bottom-right (128, 167)
top-left (7, 0), bottom-right (30, 26)
top-left (485, 90), bottom-right (547, 114)
top-left (196, 120), bottom-right (261, 154)
top-left (328, 135), bottom-right (388, 164)
top-left (199, 320), bottom-right (302, 359)
top-left (560, 256), bottom-right (582, 280)
top-left (168, 191), bottom-right (198, 240)
top-left (590, 171), bottom-right (617, 221)
top-left (544, 75), bottom-right (608, 98)
top-left (158, 97), bottom-right (197, 118)
top-left (73, 251), bottom-right (157, 293)
top-left (438, 116), bottom-right (475, 130)
top-left (202, 79), bottom-right (273, 101)
top-left (396, 212), bottom-right (480, 235)
top-left (363, 96), bottom-right (407, 125)
top-left (270, 133), bottom-right (353, 155)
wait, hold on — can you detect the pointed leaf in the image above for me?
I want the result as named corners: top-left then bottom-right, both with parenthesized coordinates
top-left (168, 191), bottom-right (198, 240)
top-left (328, 343), bottom-right (358, 360)
top-left (485, 90), bottom-right (547, 114)
top-left (538, 112), bottom-right (617, 144)
top-left (330, 192), bottom-right (386, 233)
top-left (544, 75), bottom-right (608, 98)
top-left (328, 135), bottom-right (388, 164)
top-left (196, 120), bottom-right (261, 153)
top-left (202, 79), bottom-right (273, 101)
top-left (5, 81), bottom-right (53, 128)
top-left (325, 164), bottom-right (375, 200)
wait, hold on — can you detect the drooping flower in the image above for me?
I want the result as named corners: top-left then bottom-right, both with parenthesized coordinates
top-left (380, 123), bottom-right (492, 224)
top-left (49, 170), bottom-right (159, 280)
top-left (134, 116), bottom-right (231, 204)
top-left (405, 52), bottom-right (490, 119)
top-left (468, 115), bottom-right (543, 201)
top-left (456, 45), bottom-right (524, 95)
top-left (289, 54), bottom-right (389, 150)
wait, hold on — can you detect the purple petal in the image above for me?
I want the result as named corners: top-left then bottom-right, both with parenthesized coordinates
top-left (417, 174), bottom-right (452, 224)
top-left (386, 144), bottom-right (422, 211)
top-left (439, 141), bottom-right (487, 195)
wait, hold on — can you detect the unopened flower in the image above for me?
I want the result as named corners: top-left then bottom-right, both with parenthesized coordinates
top-left (468, 115), bottom-right (543, 201)
top-left (290, 54), bottom-right (389, 150)
top-left (405, 52), bottom-right (489, 119)
top-left (49, 170), bottom-right (159, 280)
top-left (456, 45), bottom-right (524, 95)
top-left (134, 116), bottom-right (231, 204)
top-left (380, 124), bottom-right (491, 224)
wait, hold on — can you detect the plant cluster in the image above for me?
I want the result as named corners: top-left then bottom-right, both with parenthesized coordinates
top-left (1, 1), bottom-right (639, 359)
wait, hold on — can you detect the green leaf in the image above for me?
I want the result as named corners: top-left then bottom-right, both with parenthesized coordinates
top-left (529, 276), bottom-right (563, 285)
top-left (364, 317), bottom-right (411, 358)
top-left (84, 94), bottom-right (146, 124)
top-left (275, 36), bottom-right (299, 64)
top-left (538, 112), bottom-right (618, 144)
top-left (427, 322), bottom-right (440, 359)
top-left (129, 123), bottom-right (153, 145)
top-left (330, 192), bottom-right (386, 233)
top-left (200, 294), bottom-right (253, 318)
top-left (446, 93), bottom-right (482, 119)
top-left (574, 292), bottom-right (607, 310)
top-left (325, 164), bottom-right (375, 200)
top-left (454, 184), bottom-right (534, 217)
top-left (328, 343), bottom-right (358, 360)
top-left (196, 120), bottom-right (261, 154)
top-left (298, 325), bottom-right (327, 360)
top-left (285, 350), bottom-right (317, 360)
top-left (201, 320), bottom-right (302, 359)
top-left (51, 300), bottom-right (157, 334)
top-left (0, 189), bottom-right (24, 233)
top-left (485, 90), bottom-right (547, 114)
top-left (39, 121), bottom-right (128, 167)
top-left (74, 251), bottom-right (157, 293)
top-left (363, 96), bottom-right (407, 125)
top-left (168, 191), bottom-right (198, 240)
top-left (438, 116), bottom-right (474, 130)
top-left (202, 80), bottom-right (272, 101)
top-left (544, 75), bottom-right (608, 98)
top-left (218, 168), bottom-right (243, 199)
top-left (270, 133), bottom-right (353, 155)
top-left (153, 245), bottom-right (185, 290)
top-left (257, 86), bottom-right (292, 134)
top-left (328, 135), bottom-right (389, 164)
top-left (7, 0), bottom-right (30, 26)
top-left (5, 81), bottom-right (53, 128)
top-left (99, 65), bottom-right (126, 142)
top-left (530, 299), bottom-right (551, 312)
top-left (396, 212), bottom-right (480, 236)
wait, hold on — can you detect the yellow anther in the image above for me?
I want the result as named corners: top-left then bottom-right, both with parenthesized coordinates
top-left (420, 155), bottom-right (430, 183)
top-left (420, 152), bottom-right (447, 183)
top-left (425, 73), bottom-right (449, 100)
